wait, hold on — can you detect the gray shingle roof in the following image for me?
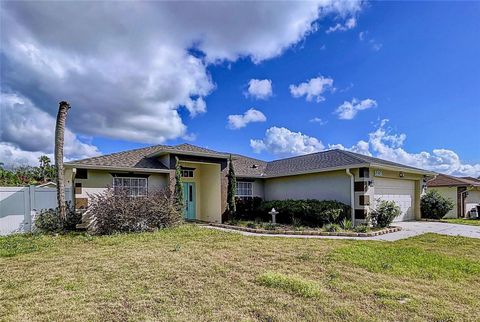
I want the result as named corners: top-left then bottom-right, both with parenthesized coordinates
top-left (67, 144), bottom-right (431, 177)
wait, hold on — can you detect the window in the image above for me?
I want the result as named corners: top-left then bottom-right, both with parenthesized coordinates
top-left (359, 167), bottom-right (370, 178)
top-left (76, 168), bottom-right (88, 179)
top-left (236, 181), bottom-right (253, 198)
top-left (181, 169), bottom-right (194, 178)
top-left (113, 177), bottom-right (147, 196)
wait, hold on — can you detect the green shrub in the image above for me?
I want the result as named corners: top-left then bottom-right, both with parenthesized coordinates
top-left (246, 222), bottom-right (257, 229)
top-left (340, 218), bottom-right (353, 230)
top-left (234, 197), bottom-right (263, 220)
top-left (421, 190), bottom-right (454, 219)
top-left (258, 199), bottom-right (350, 227)
top-left (370, 200), bottom-right (400, 228)
top-left (33, 203), bottom-right (81, 234)
top-left (353, 224), bottom-right (370, 233)
top-left (324, 223), bottom-right (341, 232)
top-left (34, 209), bottom-right (64, 233)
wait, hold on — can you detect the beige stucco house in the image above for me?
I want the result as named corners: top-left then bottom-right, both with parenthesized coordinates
top-left (427, 174), bottom-right (480, 218)
top-left (65, 143), bottom-right (434, 224)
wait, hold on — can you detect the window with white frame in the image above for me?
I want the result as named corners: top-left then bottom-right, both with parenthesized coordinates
top-left (113, 177), bottom-right (148, 196)
top-left (181, 169), bottom-right (194, 178)
top-left (236, 181), bottom-right (253, 198)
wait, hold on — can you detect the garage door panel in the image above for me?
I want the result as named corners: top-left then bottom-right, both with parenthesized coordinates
top-left (374, 178), bottom-right (415, 222)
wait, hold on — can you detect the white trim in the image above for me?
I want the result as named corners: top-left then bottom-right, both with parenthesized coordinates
top-left (113, 177), bottom-right (148, 196)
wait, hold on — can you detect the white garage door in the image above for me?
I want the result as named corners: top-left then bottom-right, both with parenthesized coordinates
top-left (374, 178), bottom-right (415, 222)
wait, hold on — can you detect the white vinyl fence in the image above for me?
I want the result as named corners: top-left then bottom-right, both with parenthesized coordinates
top-left (0, 186), bottom-right (72, 235)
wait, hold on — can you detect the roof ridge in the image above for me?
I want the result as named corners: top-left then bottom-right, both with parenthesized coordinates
top-left (334, 149), bottom-right (372, 164)
top-left (67, 144), bottom-right (169, 164)
top-left (266, 149), bottom-right (343, 164)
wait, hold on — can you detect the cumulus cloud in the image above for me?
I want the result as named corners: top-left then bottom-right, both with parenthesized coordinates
top-left (250, 126), bottom-right (324, 156)
top-left (326, 17), bottom-right (357, 33)
top-left (309, 117), bottom-right (327, 125)
top-left (1, 1), bottom-right (362, 146)
top-left (246, 79), bottom-right (273, 100)
top-left (0, 93), bottom-right (100, 168)
top-left (227, 108), bottom-right (267, 129)
top-left (251, 120), bottom-right (480, 177)
top-left (289, 76), bottom-right (334, 102)
top-left (335, 98), bottom-right (377, 120)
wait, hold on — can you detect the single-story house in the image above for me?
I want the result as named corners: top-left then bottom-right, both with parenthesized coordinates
top-left (427, 174), bottom-right (480, 218)
top-left (64, 143), bottom-right (434, 224)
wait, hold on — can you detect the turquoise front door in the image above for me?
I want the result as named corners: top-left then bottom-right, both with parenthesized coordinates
top-left (182, 182), bottom-right (196, 220)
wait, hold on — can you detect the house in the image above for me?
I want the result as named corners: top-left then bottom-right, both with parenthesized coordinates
top-left (64, 143), bottom-right (434, 224)
top-left (427, 174), bottom-right (480, 218)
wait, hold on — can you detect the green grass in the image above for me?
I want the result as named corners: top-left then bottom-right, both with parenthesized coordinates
top-left (441, 218), bottom-right (480, 226)
top-left (1, 225), bottom-right (480, 321)
top-left (256, 272), bottom-right (322, 298)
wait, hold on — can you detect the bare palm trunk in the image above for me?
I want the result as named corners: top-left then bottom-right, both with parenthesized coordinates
top-left (55, 101), bottom-right (70, 221)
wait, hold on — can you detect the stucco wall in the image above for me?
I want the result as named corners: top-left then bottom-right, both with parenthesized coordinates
top-left (430, 187), bottom-right (458, 218)
top-left (179, 161), bottom-right (222, 223)
top-left (65, 168), bottom-right (169, 204)
top-left (263, 170), bottom-right (351, 204)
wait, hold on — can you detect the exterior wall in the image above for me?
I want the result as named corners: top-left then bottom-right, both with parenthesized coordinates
top-left (252, 179), bottom-right (265, 199)
top-left (65, 169), bottom-right (169, 207)
top-left (263, 170), bottom-right (351, 204)
top-left (178, 161), bottom-right (222, 223)
top-left (430, 187), bottom-right (458, 218)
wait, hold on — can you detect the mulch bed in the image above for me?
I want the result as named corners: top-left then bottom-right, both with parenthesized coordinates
top-left (210, 223), bottom-right (401, 237)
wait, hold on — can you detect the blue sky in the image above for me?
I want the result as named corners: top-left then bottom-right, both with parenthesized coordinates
top-left (1, 1), bottom-right (479, 176)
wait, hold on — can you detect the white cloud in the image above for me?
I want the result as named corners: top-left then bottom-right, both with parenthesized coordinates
top-left (228, 108), bottom-right (267, 129)
top-left (1, 1), bottom-right (362, 153)
top-left (289, 76), bottom-right (334, 102)
top-left (335, 98), bottom-right (377, 120)
top-left (309, 117), bottom-right (327, 125)
top-left (358, 30), bottom-right (383, 51)
top-left (246, 79), bottom-right (273, 100)
top-left (326, 17), bottom-right (357, 33)
top-left (250, 120), bottom-right (480, 177)
top-left (250, 126), bottom-right (324, 156)
top-left (0, 93), bottom-right (100, 168)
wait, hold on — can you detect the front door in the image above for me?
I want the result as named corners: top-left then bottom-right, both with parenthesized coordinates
top-left (182, 182), bottom-right (196, 220)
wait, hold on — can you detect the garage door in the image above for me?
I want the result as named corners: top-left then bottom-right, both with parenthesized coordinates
top-left (374, 178), bottom-right (415, 222)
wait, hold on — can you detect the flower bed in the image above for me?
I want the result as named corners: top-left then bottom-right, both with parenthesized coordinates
top-left (210, 221), bottom-right (401, 237)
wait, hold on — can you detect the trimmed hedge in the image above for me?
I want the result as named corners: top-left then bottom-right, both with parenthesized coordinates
top-left (234, 198), bottom-right (350, 227)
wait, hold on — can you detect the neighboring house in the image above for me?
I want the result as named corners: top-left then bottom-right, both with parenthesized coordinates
top-left (427, 174), bottom-right (480, 218)
top-left (64, 143), bottom-right (434, 224)
top-left (37, 182), bottom-right (56, 188)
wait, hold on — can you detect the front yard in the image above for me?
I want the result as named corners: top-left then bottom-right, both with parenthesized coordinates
top-left (1, 225), bottom-right (480, 321)
top-left (441, 218), bottom-right (480, 226)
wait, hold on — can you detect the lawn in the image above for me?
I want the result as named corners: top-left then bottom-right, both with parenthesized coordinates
top-left (1, 225), bottom-right (480, 321)
top-left (441, 218), bottom-right (480, 226)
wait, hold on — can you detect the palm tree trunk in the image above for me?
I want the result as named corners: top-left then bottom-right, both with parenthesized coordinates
top-left (55, 101), bottom-right (70, 221)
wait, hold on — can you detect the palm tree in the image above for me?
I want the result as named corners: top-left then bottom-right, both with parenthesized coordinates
top-left (38, 155), bottom-right (51, 182)
top-left (55, 101), bottom-right (71, 221)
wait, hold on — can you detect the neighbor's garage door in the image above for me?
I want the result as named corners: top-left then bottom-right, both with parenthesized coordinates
top-left (374, 178), bottom-right (415, 222)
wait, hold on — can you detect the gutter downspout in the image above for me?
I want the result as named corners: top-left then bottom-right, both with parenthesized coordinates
top-left (346, 169), bottom-right (355, 226)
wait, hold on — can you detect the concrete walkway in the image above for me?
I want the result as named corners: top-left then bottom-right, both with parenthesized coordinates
top-left (204, 221), bottom-right (480, 241)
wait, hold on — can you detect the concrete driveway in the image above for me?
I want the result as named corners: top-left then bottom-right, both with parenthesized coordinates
top-left (381, 221), bottom-right (480, 241)
top-left (205, 221), bottom-right (480, 241)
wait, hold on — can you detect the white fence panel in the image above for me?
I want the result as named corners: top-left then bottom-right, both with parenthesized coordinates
top-left (0, 186), bottom-right (72, 235)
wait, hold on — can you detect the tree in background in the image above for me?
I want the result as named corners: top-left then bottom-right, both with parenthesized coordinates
top-left (174, 157), bottom-right (184, 210)
top-left (0, 157), bottom-right (57, 186)
top-left (55, 101), bottom-right (71, 221)
top-left (227, 154), bottom-right (237, 217)
top-left (38, 155), bottom-right (55, 183)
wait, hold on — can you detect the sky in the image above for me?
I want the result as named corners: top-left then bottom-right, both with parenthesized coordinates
top-left (1, 1), bottom-right (479, 176)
